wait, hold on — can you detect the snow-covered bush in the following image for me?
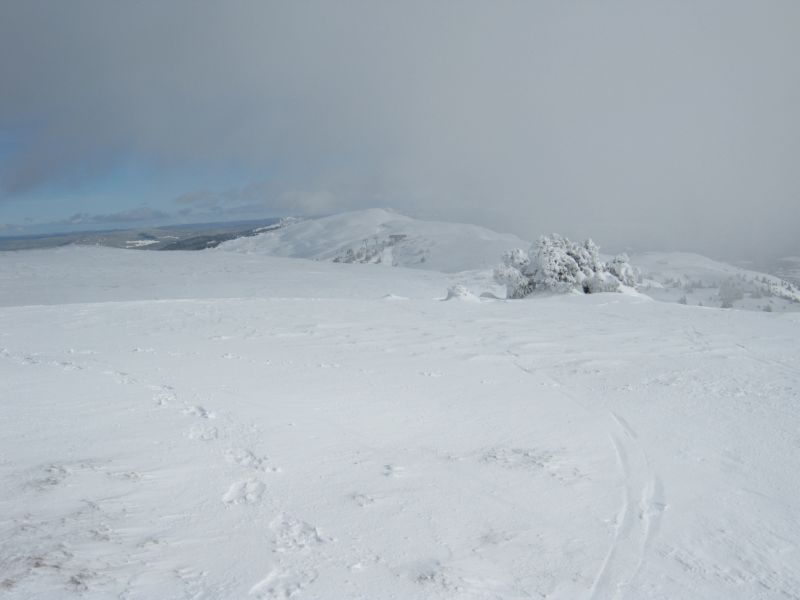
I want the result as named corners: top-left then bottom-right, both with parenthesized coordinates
top-left (493, 234), bottom-right (635, 298)
top-left (582, 271), bottom-right (623, 294)
top-left (529, 234), bottom-right (581, 293)
top-left (502, 247), bottom-right (531, 272)
top-left (608, 253), bottom-right (637, 287)
top-left (493, 259), bottom-right (533, 299)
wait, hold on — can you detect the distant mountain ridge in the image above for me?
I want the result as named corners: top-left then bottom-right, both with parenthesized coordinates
top-left (216, 209), bottom-right (800, 312)
top-left (216, 208), bottom-right (528, 273)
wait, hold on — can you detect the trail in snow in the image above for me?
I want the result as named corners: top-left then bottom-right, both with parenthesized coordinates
top-left (511, 352), bottom-right (667, 600)
top-left (589, 414), bottom-right (665, 600)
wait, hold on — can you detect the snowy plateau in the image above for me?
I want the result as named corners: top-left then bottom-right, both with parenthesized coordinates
top-left (1, 209), bottom-right (799, 599)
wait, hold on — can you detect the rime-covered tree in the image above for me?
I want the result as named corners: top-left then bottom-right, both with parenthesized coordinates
top-left (493, 249), bottom-right (533, 299)
top-left (493, 234), bottom-right (636, 298)
top-left (608, 253), bottom-right (637, 287)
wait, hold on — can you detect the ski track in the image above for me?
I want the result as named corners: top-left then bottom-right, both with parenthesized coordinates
top-left (588, 413), bottom-right (666, 600)
top-left (511, 351), bottom-right (666, 600)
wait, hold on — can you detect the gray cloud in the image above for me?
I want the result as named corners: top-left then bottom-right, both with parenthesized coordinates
top-left (174, 181), bottom-right (339, 221)
top-left (1, 1), bottom-right (799, 259)
top-left (66, 207), bottom-right (170, 225)
top-left (91, 207), bottom-right (170, 224)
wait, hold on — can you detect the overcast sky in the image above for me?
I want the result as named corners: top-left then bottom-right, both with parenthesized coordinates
top-left (1, 1), bottom-right (798, 258)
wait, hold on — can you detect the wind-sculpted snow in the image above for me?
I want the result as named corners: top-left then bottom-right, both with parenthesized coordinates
top-left (1, 247), bottom-right (799, 598)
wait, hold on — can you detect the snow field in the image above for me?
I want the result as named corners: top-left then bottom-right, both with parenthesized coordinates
top-left (0, 246), bottom-right (799, 598)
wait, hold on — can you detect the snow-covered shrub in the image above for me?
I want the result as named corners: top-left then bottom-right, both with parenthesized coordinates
top-left (529, 234), bottom-right (581, 293)
top-left (608, 253), bottom-right (637, 287)
top-left (493, 261), bottom-right (533, 299)
top-left (493, 234), bottom-right (634, 298)
top-left (502, 247), bottom-right (531, 272)
top-left (582, 271), bottom-right (621, 294)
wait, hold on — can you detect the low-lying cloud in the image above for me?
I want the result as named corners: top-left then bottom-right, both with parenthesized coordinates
top-left (66, 207), bottom-right (170, 226)
top-left (174, 182), bottom-right (340, 221)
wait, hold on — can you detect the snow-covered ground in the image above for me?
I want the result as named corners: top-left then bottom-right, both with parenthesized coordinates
top-left (2, 240), bottom-right (800, 598)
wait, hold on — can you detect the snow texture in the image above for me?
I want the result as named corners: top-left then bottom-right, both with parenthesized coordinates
top-left (1, 216), bottom-right (800, 599)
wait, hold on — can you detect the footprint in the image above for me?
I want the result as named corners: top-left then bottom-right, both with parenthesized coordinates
top-left (222, 479), bottom-right (266, 506)
top-left (52, 360), bottom-right (83, 371)
top-left (28, 464), bottom-right (70, 490)
top-left (383, 464), bottom-right (405, 478)
top-left (250, 567), bottom-right (318, 598)
top-left (351, 493), bottom-right (376, 507)
top-left (66, 569), bottom-right (95, 592)
top-left (187, 426), bottom-right (218, 441)
top-left (270, 514), bottom-right (328, 553)
top-left (149, 385), bottom-right (177, 407)
top-left (183, 405), bottom-right (215, 419)
top-left (480, 447), bottom-right (553, 470)
top-left (225, 448), bottom-right (280, 473)
top-left (174, 567), bottom-right (209, 598)
top-left (397, 559), bottom-right (452, 589)
top-left (106, 470), bottom-right (142, 482)
top-left (103, 370), bottom-right (136, 384)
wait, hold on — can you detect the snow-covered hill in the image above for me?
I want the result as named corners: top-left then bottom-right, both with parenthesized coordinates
top-left (216, 208), bottom-right (527, 273)
top-left (633, 251), bottom-right (800, 312)
top-left (1, 246), bottom-right (800, 599)
top-left (215, 209), bottom-right (800, 312)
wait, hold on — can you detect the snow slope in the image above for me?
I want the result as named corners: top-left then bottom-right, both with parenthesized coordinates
top-left (1, 246), bottom-right (799, 599)
top-left (216, 208), bottom-right (528, 273)
top-left (633, 252), bottom-right (800, 312)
